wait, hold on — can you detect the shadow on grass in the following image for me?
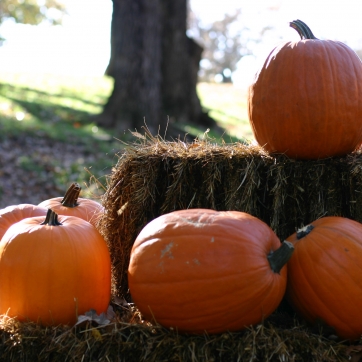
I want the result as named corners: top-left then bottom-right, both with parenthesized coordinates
top-left (0, 81), bottom-right (245, 145)
top-left (7, 96), bottom-right (92, 124)
top-left (0, 82), bottom-right (108, 107)
top-left (0, 81), bottom-right (119, 145)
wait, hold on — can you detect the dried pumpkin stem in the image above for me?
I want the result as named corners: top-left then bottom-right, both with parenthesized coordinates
top-left (40, 209), bottom-right (63, 226)
top-left (267, 241), bottom-right (294, 274)
top-left (61, 182), bottom-right (81, 208)
top-left (296, 224), bottom-right (314, 239)
top-left (289, 19), bottom-right (318, 40)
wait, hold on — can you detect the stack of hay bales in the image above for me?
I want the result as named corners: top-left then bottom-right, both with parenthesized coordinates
top-left (98, 136), bottom-right (362, 298)
top-left (2, 137), bottom-right (361, 360)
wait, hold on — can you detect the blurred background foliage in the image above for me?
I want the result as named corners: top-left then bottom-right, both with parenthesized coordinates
top-left (0, 0), bottom-right (66, 45)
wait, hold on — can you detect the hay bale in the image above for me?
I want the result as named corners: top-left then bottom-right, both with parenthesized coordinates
top-left (98, 135), bottom-right (362, 298)
top-left (0, 308), bottom-right (355, 361)
top-left (2, 136), bottom-right (361, 361)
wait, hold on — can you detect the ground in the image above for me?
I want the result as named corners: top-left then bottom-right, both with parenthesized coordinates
top-left (0, 133), bottom-right (110, 209)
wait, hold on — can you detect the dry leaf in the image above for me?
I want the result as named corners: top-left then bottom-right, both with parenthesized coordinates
top-left (91, 328), bottom-right (103, 341)
top-left (76, 308), bottom-right (111, 326)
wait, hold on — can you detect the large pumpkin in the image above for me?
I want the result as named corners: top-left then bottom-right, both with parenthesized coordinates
top-left (0, 203), bottom-right (47, 240)
top-left (248, 19), bottom-right (362, 159)
top-left (0, 209), bottom-right (111, 326)
top-left (286, 216), bottom-right (362, 340)
top-left (38, 182), bottom-right (104, 227)
top-left (128, 208), bottom-right (293, 334)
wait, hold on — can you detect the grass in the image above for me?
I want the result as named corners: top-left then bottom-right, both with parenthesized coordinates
top-left (0, 72), bottom-right (114, 141)
top-left (0, 72), bottom-right (253, 199)
top-left (197, 82), bottom-right (253, 141)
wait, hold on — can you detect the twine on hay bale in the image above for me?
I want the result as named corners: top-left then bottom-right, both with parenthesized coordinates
top-left (98, 134), bottom-right (362, 299)
top-left (0, 308), bottom-right (356, 361)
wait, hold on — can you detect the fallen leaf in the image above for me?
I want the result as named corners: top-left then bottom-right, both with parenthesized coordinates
top-left (76, 308), bottom-right (111, 326)
top-left (91, 328), bottom-right (103, 341)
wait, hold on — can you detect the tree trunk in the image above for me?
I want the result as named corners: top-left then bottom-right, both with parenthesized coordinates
top-left (98, 0), bottom-right (162, 134)
top-left (95, 0), bottom-right (216, 137)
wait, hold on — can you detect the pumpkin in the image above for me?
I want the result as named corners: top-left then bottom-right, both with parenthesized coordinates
top-left (286, 216), bottom-right (362, 340)
top-left (0, 209), bottom-right (111, 326)
top-left (38, 182), bottom-right (104, 227)
top-left (247, 19), bottom-right (362, 159)
top-left (128, 208), bottom-right (293, 334)
top-left (0, 203), bottom-right (47, 240)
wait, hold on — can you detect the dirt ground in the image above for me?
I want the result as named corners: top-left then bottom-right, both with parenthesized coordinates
top-left (0, 134), bottom-right (107, 209)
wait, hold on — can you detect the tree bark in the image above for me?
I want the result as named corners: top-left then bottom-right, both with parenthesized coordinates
top-left (98, 0), bottom-right (162, 134)
top-left (95, 0), bottom-right (216, 137)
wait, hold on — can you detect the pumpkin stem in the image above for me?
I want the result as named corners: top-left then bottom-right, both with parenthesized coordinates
top-left (267, 241), bottom-right (294, 274)
top-left (289, 19), bottom-right (318, 40)
top-left (296, 224), bottom-right (314, 239)
top-left (61, 182), bottom-right (81, 208)
top-left (40, 209), bottom-right (63, 226)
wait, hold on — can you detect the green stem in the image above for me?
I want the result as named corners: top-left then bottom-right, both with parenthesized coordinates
top-left (40, 209), bottom-right (63, 226)
top-left (60, 182), bottom-right (81, 208)
top-left (267, 241), bottom-right (294, 273)
top-left (289, 19), bottom-right (318, 40)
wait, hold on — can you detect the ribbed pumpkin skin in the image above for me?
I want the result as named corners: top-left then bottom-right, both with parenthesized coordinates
top-left (128, 209), bottom-right (287, 334)
top-left (286, 216), bottom-right (362, 340)
top-left (0, 214), bottom-right (111, 326)
top-left (38, 197), bottom-right (104, 227)
top-left (0, 204), bottom-right (47, 240)
top-left (248, 40), bottom-right (362, 159)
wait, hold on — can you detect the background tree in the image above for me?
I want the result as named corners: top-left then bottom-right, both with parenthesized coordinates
top-left (95, 0), bottom-right (216, 137)
top-left (188, 9), bottom-right (248, 83)
top-left (0, 0), bottom-right (66, 44)
top-left (188, 8), bottom-right (276, 83)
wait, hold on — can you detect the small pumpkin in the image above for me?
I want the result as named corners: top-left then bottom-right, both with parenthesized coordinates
top-left (0, 203), bottom-right (47, 240)
top-left (0, 209), bottom-right (111, 326)
top-left (248, 19), bottom-right (362, 159)
top-left (286, 216), bottom-right (362, 340)
top-left (128, 208), bottom-right (293, 334)
top-left (38, 183), bottom-right (104, 227)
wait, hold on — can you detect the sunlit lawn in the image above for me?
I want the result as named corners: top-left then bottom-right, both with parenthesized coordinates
top-left (0, 72), bottom-right (114, 141)
top-left (197, 82), bottom-right (254, 142)
top-left (0, 72), bottom-right (253, 142)
top-left (0, 72), bottom-right (254, 195)
top-left (0, 72), bottom-right (119, 199)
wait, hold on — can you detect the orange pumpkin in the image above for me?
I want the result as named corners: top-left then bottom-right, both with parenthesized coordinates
top-left (38, 183), bottom-right (104, 227)
top-left (0, 209), bottom-right (111, 326)
top-left (248, 19), bottom-right (362, 159)
top-left (0, 204), bottom-right (47, 240)
top-left (286, 216), bottom-right (362, 340)
top-left (128, 208), bottom-right (293, 334)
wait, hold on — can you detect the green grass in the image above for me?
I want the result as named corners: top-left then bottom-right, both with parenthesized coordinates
top-left (197, 82), bottom-right (254, 142)
top-left (0, 72), bottom-right (253, 196)
top-left (0, 72), bottom-right (120, 198)
top-left (0, 73), bottom-right (113, 140)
